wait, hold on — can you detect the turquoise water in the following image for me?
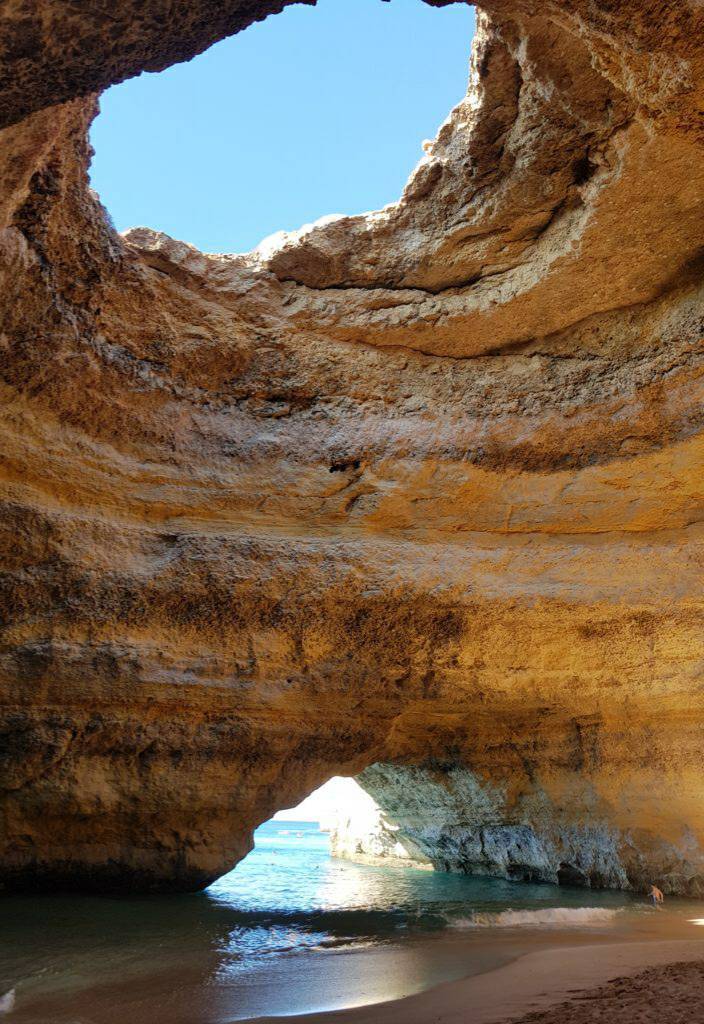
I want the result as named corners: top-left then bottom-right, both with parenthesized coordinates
top-left (1, 821), bottom-right (697, 1023)
top-left (209, 820), bottom-right (640, 938)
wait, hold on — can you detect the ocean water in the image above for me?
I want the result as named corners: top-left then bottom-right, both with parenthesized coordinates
top-left (1, 821), bottom-right (702, 1023)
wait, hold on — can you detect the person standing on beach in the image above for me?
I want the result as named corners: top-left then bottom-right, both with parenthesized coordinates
top-left (649, 884), bottom-right (664, 907)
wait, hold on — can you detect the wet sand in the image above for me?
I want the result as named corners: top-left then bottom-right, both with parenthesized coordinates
top-left (255, 938), bottom-right (704, 1024)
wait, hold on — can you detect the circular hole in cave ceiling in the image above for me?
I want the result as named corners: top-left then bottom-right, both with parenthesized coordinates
top-left (89, 0), bottom-right (475, 256)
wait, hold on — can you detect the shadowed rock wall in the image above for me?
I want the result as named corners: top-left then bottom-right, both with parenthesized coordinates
top-left (1, 0), bottom-right (704, 893)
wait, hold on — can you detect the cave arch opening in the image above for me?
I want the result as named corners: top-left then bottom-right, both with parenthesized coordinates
top-left (220, 764), bottom-right (606, 894)
top-left (88, 0), bottom-right (476, 254)
top-left (228, 763), bottom-right (623, 894)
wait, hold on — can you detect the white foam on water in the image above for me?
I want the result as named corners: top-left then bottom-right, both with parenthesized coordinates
top-left (452, 907), bottom-right (620, 929)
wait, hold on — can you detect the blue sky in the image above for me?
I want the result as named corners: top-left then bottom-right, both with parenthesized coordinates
top-left (90, 0), bottom-right (475, 254)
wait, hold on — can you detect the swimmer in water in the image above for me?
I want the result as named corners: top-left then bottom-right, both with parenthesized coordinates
top-left (649, 884), bottom-right (664, 907)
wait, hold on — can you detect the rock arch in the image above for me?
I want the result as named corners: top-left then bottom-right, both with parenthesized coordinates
top-left (1, 0), bottom-right (704, 894)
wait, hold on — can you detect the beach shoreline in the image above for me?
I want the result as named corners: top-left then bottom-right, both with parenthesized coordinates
top-left (253, 938), bottom-right (704, 1024)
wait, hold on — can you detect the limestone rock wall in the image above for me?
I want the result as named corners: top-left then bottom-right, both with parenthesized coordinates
top-left (342, 765), bottom-right (651, 891)
top-left (327, 780), bottom-right (431, 870)
top-left (1, 0), bottom-right (704, 893)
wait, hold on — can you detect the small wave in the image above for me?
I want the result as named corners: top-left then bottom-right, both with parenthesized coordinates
top-left (452, 907), bottom-right (620, 929)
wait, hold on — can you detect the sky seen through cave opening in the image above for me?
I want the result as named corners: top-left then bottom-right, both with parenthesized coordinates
top-left (90, 0), bottom-right (476, 254)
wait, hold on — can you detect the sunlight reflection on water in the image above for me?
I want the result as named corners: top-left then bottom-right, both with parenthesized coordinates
top-left (3, 821), bottom-right (702, 1023)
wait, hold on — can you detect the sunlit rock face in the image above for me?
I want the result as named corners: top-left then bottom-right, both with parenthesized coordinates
top-left (2, 0), bottom-right (704, 894)
top-left (338, 765), bottom-right (633, 889)
top-left (328, 777), bottom-right (432, 870)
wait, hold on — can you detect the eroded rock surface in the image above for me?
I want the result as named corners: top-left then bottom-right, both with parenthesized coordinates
top-left (1, 0), bottom-right (704, 893)
top-left (334, 764), bottom-right (637, 889)
top-left (328, 776), bottom-right (432, 870)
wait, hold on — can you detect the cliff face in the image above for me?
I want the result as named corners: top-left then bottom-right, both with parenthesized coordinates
top-left (2, 0), bottom-right (704, 894)
top-left (333, 765), bottom-right (646, 890)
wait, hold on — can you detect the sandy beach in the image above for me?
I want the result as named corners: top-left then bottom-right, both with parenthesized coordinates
top-left (255, 939), bottom-right (704, 1024)
top-left (511, 957), bottom-right (704, 1024)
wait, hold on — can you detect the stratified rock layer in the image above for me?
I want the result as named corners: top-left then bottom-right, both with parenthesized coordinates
top-left (1, 0), bottom-right (704, 893)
